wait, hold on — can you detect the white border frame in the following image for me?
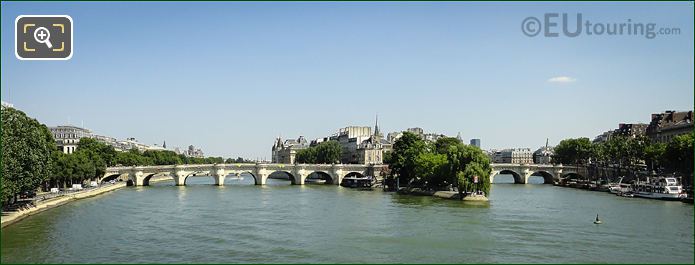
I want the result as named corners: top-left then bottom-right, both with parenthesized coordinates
top-left (15, 15), bottom-right (73, 60)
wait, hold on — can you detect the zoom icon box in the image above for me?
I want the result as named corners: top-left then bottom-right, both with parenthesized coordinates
top-left (15, 15), bottom-right (73, 60)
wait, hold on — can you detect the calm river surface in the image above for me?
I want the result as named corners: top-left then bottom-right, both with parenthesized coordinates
top-left (2, 175), bottom-right (693, 263)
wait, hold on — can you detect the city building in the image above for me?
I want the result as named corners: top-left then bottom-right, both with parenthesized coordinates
top-left (646, 110), bottom-right (694, 143)
top-left (116, 137), bottom-right (153, 152)
top-left (533, 139), bottom-right (554, 164)
top-left (184, 145), bottom-right (205, 158)
top-left (49, 124), bottom-right (173, 154)
top-left (615, 123), bottom-right (648, 138)
top-left (406, 127), bottom-right (424, 136)
top-left (386, 131), bottom-right (403, 144)
top-left (593, 130), bottom-right (616, 143)
top-left (49, 125), bottom-right (93, 154)
top-left (271, 136), bottom-right (309, 163)
top-left (423, 133), bottom-right (445, 142)
top-left (333, 126), bottom-right (373, 164)
top-left (470, 138), bottom-right (481, 148)
top-left (274, 117), bottom-right (388, 164)
top-left (356, 134), bottom-right (384, 164)
top-left (491, 148), bottom-right (533, 164)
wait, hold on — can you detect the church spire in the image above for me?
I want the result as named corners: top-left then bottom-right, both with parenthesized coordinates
top-left (374, 114), bottom-right (380, 137)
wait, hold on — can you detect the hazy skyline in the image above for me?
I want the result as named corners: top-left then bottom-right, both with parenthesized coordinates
top-left (2, 2), bottom-right (693, 159)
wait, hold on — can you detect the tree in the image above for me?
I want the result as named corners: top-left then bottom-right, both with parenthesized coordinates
top-left (315, 141), bottom-right (341, 164)
top-left (414, 152), bottom-right (448, 189)
top-left (296, 147), bottom-right (318, 164)
top-left (295, 141), bottom-right (342, 164)
top-left (553, 138), bottom-right (593, 165)
top-left (389, 132), bottom-right (428, 186)
top-left (644, 142), bottom-right (666, 171)
top-left (434, 137), bottom-right (462, 155)
top-left (382, 151), bottom-right (393, 164)
top-left (663, 132), bottom-right (694, 178)
top-left (1, 107), bottom-right (56, 205)
top-left (445, 142), bottom-right (492, 197)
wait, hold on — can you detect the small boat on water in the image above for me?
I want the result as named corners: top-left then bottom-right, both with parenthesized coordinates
top-left (608, 177), bottom-right (632, 195)
top-left (619, 191), bottom-right (634, 198)
top-left (228, 175), bottom-right (244, 181)
top-left (305, 178), bottom-right (327, 184)
top-left (340, 175), bottom-right (376, 189)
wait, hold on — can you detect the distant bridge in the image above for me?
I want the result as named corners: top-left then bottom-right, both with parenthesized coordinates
top-left (103, 163), bottom-right (387, 186)
top-left (490, 163), bottom-right (585, 184)
top-left (102, 163), bottom-right (585, 187)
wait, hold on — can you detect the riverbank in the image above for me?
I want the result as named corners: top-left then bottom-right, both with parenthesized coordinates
top-left (1, 182), bottom-right (127, 228)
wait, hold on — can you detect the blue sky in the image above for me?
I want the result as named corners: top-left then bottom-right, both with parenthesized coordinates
top-left (2, 1), bottom-right (693, 159)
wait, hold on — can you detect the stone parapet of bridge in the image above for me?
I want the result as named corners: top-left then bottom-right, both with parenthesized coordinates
top-left (103, 163), bottom-right (387, 187)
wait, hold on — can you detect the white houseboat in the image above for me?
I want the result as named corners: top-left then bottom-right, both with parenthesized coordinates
top-left (632, 177), bottom-right (685, 201)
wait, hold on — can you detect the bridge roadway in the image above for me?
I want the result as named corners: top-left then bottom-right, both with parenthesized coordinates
top-left (102, 163), bottom-right (584, 186)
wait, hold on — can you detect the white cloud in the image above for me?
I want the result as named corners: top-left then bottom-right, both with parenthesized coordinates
top-left (547, 76), bottom-right (577, 83)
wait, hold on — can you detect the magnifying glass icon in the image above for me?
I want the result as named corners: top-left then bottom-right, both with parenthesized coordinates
top-left (33, 27), bottom-right (53, 49)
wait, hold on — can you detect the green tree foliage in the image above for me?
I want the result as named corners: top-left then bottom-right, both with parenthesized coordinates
top-left (296, 147), bottom-right (318, 164)
top-left (552, 138), bottom-right (594, 165)
top-left (663, 132), bottom-right (694, 176)
top-left (143, 150), bottom-right (183, 165)
top-left (295, 140), bottom-right (342, 164)
top-left (1, 107), bottom-right (56, 205)
top-left (382, 151), bottom-right (393, 165)
top-left (388, 133), bottom-right (491, 196)
top-left (434, 137), bottom-right (462, 154)
top-left (644, 142), bottom-right (667, 170)
top-left (445, 143), bottom-right (492, 196)
top-left (389, 132), bottom-right (428, 185)
top-left (225, 157), bottom-right (254, 163)
top-left (555, 132), bottom-right (692, 181)
top-left (413, 152), bottom-right (448, 188)
top-left (115, 149), bottom-right (152, 166)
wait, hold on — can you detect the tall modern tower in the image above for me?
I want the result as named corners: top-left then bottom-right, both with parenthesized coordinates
top-left (470, 138), bottom-right (481, 148)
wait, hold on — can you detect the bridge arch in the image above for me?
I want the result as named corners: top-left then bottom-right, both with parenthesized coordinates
top-left (562, 172), bottom-right (584, 180)
top-left (183, 172), bottom-right (215, 185)
top-left (268, 170), bottom-right (299, 185)
top-left (529, 171), bottom-right (555, 184)
top-left (234, 171), bottom-right (260, 185)
top-left (101, 173), bottom-right (123, 183)
top-left (494, 169), bottom-right (524, 184)
top-left (307, 171), bottom-right (335, 184)
top-left (343, 171), bottom-right (366, 179)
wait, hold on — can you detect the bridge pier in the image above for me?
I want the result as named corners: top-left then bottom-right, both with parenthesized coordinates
top-left (173, 171), bottom-right (187, 186)
top-left (212, 165), bottom-right (226, 186)
top-left (332, 168), bottom-right (344, 186)
top-left (131, 169), bottom-right (145, 186)
top-left (254, 173), bottom-right (268, 185)
top-left (292, 168), bottom-right (309, 185)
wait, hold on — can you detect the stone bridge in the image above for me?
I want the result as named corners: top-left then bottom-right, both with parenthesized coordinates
top-left (102, 163), bottom-right (387, 186)
top-left (490, 163), bottom-right (586, 184)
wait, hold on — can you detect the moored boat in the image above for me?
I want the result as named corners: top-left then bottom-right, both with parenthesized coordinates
top-left (632, 177), bottom-right (685, 201)
top-left (609, 177), bottom-right (632, 195)
top-left (340, 175), bottom-right (376, 188)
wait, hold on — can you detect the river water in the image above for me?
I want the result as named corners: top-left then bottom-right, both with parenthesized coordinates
top-left (2, 175), bottom-right (693, 263)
